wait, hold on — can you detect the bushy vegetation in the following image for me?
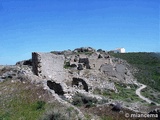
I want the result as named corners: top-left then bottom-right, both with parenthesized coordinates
top-left (110, 52), bottom-right (160, 92)
top-left (72, 93), bottom-right (97, 107)
top-left (63, 61), bottom-right (71, 69)
top-left (74, 51), bottom-right (93, 56)
top-left (35, 101), bottom-right (46, 110)
top-left (113, 83), bottom-right (142, 102)
top-left (141, 86), bottom-right (160, 104)
top-left (40, 110), bottom-right (66, 120)
top-left (40, 103), bottom-right (81, 120)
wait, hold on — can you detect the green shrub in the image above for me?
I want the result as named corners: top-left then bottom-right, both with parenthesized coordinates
top-left (72, 93), bottom-right (97, 107)
top-left (35, 101), bottom-right (46, 110)
top-left (42, 112), bottom-right (66, 120)
top-left (72, 95), bottom-right (83, 106)
top-left (0, 112), bottom-right (10, 120)
top-left (40, 106), bottom-right (79, 120)
top-left (64, 61), bottom-right (71, 69)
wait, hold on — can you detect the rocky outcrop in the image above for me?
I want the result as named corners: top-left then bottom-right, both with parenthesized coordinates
top-left (16, 59), bottom-right (32, 66)
top-left (30, 50), bottom-right (135, 98)
top-left (100, 64), bottom-right (115, 76)
top-left (111, 102), bottom-right (122, 112)
top-left (100, 63), bottom-right (134, 84)
top-left (73, 47), bottom-right (96, 53)
top-left (0, 66), bottom-right (20, 82)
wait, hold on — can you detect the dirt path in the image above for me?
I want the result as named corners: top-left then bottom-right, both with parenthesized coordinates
top-left (135, 84), bottom-right (153, 104)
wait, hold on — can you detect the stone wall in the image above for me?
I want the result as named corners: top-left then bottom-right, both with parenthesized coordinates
top-left (32, 52), bottom-right (65, 81)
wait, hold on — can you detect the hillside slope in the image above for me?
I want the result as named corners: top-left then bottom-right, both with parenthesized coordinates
top-left (0, 48), bottom-right (160, 120)
top-left (110, 52), bottom-right (160, 104)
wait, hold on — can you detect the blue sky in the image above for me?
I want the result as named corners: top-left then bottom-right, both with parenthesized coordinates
top-left (0, 0), bottom-right (159, 65)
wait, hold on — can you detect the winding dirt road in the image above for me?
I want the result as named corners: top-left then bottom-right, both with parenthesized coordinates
top-left (135, 84), bottom-right (152, 104)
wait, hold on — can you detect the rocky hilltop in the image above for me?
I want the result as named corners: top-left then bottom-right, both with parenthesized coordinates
top-left (31, 48), bottom-right (135, 98)
top-left (0, 47), bottom-right (160, 120)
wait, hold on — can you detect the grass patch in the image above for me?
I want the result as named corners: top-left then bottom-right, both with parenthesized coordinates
top-left (112, 83), bottom-right (141, 102)
top-left (141, 87), bottom-right (160, 104)
top-left (0, 80), bottom-right (82, 120)
top-left (100, 83), bottom-right (142, 102)
top-left (0, 80), bottom-right (48, 120)
top-left (40, 102), bottom-right (81, 120)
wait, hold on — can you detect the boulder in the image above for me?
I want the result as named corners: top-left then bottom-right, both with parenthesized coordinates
top-left (111, 102), bottom-right (122, 112)
top-left (1, 71), bottom-right (16, 79)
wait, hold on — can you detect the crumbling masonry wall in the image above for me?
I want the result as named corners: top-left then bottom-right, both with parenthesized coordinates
top-left (32, 52), bottom-right (65, 81)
